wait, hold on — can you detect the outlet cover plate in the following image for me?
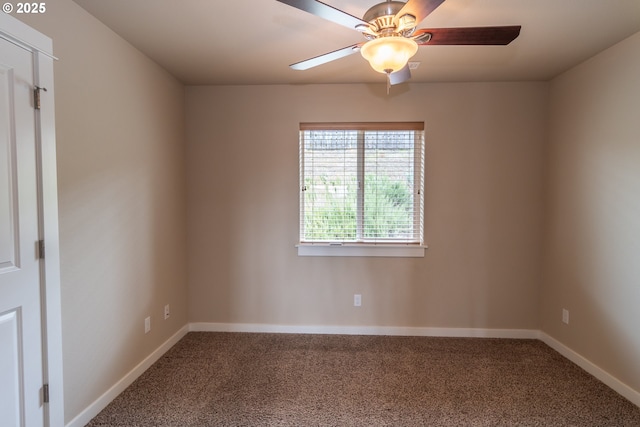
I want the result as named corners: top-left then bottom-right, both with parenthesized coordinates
top-left (354, 294), bottom-right (362, 307)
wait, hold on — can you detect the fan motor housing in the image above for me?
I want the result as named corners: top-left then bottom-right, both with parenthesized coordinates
top-left (363, 1), bottom-right (405, 30)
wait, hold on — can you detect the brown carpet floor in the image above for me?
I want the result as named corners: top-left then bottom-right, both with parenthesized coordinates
top-left (87, 332), bottom-right (640, 426)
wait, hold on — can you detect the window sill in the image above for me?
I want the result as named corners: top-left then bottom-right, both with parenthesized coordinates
top-left (296, 243), bottom-right (427, 258)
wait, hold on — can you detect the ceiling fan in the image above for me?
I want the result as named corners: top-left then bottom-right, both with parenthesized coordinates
top-left (276, 0), bottom-right (521, 88)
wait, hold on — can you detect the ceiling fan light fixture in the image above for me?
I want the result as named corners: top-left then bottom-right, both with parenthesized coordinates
top-left (360, 36), bottom-right (419, 74)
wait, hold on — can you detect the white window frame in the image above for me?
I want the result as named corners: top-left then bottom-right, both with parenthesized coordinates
top-left (297, 122), bottom-right (427, 257)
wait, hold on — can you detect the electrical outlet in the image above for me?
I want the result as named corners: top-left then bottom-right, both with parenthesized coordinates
top-left (145, 316), bottom-right (151, 334)
top-left (164, 304), bottom-right (170, 320)
top-left (354, 294), bottom-right (362, 307)
top-left (562, 309), bottom-right (569, 325)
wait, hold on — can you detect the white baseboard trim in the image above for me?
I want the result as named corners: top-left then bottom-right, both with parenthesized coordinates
top-left (540, 332), bottom-right (640, 408)
top-left (189, 322), bottom-right (540, 339)
top-left (65, 325), bottom-right (189, 427)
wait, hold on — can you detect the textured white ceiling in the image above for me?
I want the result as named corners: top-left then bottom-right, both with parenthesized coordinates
top-left (73, 0), bottom-right (640, 85)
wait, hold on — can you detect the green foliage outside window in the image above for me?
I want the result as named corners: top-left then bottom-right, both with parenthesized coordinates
top-left (303, 173), bottom-right (413, 241)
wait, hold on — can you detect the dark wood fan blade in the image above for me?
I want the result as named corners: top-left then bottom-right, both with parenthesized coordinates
top-left (396, 0), bottom-right (446, 25)
top-left (415, 26), bottom-right (521, 45)
top-left (276, 0), bottom-right (369, 30)
top-left (290, 43), bottom-right (364, 70)
top-left (389, 65), bottom-right (412, 85)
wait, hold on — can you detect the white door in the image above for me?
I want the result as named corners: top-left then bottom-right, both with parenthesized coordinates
top-left (0, 37), bottom-right (45, 427)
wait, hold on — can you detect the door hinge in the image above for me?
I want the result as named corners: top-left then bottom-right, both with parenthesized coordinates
top-left (33, 86), bottom-right (47, 110)
top-left (38, 240), bottom-right (45, 259)
top-left (43, 384), bottom-right (49, 404)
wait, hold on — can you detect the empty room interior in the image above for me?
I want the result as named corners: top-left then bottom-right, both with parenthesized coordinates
top-left (6, 0), bottom-right (640, 425)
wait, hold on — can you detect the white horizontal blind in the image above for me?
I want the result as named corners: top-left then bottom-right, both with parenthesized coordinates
top-left (300, 122), bottom-right (424, 244)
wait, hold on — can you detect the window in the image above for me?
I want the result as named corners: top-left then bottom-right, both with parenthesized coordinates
top-left (298, 122), bottom-right (425, 257)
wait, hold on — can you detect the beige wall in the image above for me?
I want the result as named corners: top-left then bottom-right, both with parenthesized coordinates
top-left (186, 83), bottom-right (547, 330)
top-left (17, 1), bottom-right (188, 422)
top-left (542, 31), bottom-right (640, 393)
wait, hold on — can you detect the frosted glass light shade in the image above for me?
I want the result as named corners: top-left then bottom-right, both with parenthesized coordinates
top-left (360, 37), bottom-right (418, 74)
